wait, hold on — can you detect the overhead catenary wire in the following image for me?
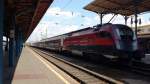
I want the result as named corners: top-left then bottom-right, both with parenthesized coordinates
top-left (54, 0), bottom-right (72, 16)
top-left (61, 0), bottom-right (72, 10)
top-left (110, 14), bottom-right (118, 23)
top-left (54, 0), bottom-right (91, 27)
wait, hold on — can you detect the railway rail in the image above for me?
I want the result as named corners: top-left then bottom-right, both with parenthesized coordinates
top-left (130, 60), bottom-right (150, 76)
top-left (103, 59), bottom-right (150, 77)
top-left (31, 47), bottom-right (123, 84)
top-left (33, 47), bottom-right (150, 77)
top-left (105, 59), bottom-right (150, 77)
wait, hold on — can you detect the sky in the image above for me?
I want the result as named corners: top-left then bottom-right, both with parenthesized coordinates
top-left (27, 0), bottom-right (150, 42)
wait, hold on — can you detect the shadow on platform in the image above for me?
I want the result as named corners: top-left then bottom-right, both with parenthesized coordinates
top-left (3, 48), bottom-right (23, 84)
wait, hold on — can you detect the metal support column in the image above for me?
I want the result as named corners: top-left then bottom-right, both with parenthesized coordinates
top-left (124, 16), bottom-right (128, 25)
top-left (133, 0), bottom-right (141, 36)
top-left (9, 34), bottom-right (15, 67)
top-left (135, 13), bottom-right (138, 36)
top-left (9, 14), bottom-right (16, 67)
top-left (20, 31), bottom-right (23, 53)
top-left (134, 1), bottom-right (138, 36)
top-left (15, 28), bottom-right (19, 57)
top-left (5, 37), bottom-right (8, 51)
top-left (0, 0), bottom-right (4, 83)
top-left (99, 13), bottom-right (103, 25)
top-left (18, 30), bottom-right (22, 56)
top-left (16, 29), bottom-right (23, 56)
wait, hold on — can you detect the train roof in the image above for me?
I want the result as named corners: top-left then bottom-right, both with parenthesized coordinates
top-left (40, 24), bottom-right (132, 42)
top-left (66, 27), bottom-right (93, 35)
top-left (114, 24), bottom-right (131, 28)
top-left (41, 27), bottom-right (93, 42)
top-left (94, 23), bottom-right (132, 30)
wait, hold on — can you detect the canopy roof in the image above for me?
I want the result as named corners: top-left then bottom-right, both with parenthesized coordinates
top-left (5, 0), bottom-right (53, 41)
top-left (84, 0), bottom-right (150, 16)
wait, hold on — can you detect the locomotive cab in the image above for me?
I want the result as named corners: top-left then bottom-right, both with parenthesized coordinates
top-left (113, 24), bottom-right (144, 60)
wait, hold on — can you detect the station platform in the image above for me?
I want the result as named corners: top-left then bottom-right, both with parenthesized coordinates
top-left (11, 47), bottom-right (79, 84)
top-left (143, 54), bottom-right (150, 64)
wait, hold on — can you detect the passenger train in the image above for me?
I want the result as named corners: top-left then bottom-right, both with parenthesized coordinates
top-left (31, 23), bottom-right (145, 61)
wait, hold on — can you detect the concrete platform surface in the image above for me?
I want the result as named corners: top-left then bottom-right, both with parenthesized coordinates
top-left (144, 54), bottom-right (150, 64)
top-left (12, 47), bottom-right (79, 84)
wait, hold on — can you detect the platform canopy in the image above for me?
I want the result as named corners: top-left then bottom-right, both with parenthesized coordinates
top-left (5, 0), bottom-right (53, 41)
top-left (84, 0), bottom-right (150, 16)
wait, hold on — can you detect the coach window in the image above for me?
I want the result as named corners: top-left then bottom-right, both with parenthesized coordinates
top-left (98, 31), bottom-right (112, 39)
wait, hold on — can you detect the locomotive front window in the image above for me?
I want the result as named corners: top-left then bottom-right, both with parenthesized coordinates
top-left (119, 28), bottom-right (133, 36)
top-left (116, 25), bottom-right (134, 41)
top-left (117, 25), bottom-right (133, 36)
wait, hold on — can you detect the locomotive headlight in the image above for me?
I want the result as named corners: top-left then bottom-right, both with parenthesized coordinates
top-left (133, 32), bottom-right (137, 40)
top-left (132, 31), bottom-right (138, 50)
top-left (116, 40), bottom-right (121, 50)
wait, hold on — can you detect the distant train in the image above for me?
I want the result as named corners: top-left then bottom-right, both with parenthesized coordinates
top-left (31, 23), bottom-right (145, 61)
top-left (136, 25), bottom-right (150, 53)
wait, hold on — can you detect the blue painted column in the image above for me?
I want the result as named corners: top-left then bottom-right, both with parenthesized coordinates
top-left (15, 29), bottom-right (23, 57)
top-left (15, 29), bottom-right (18, 57)
top-left (9, 15), bottom-right (16, 67)
top-left (9, 33), bottom-right (15, 67)
top-left (0, 0), bottom-right (4, 83)
top-left (15, 29), bottom-right (20, 57)
top-left (19, 31), bottom-right (23, 53)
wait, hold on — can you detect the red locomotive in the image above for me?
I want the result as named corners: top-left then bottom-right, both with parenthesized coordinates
top-left (32, 23), bottom-right (145, 61)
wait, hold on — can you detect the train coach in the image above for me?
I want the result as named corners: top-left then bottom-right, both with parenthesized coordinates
top-left (31, 23), bottom-right (145, 61)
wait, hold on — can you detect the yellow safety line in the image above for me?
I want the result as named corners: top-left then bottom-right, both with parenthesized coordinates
top-left (29, 48), bottom-right (71, 84)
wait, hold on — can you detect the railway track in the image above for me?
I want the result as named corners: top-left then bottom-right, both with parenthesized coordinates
top-left (109, 59), bottom-right (150, 76)
top-left (106, 60), bottom-right (150, 77)
top-left (31, 48), bottom-right (123, 84)
top-left (130, 60), bottom-right (150, 76)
